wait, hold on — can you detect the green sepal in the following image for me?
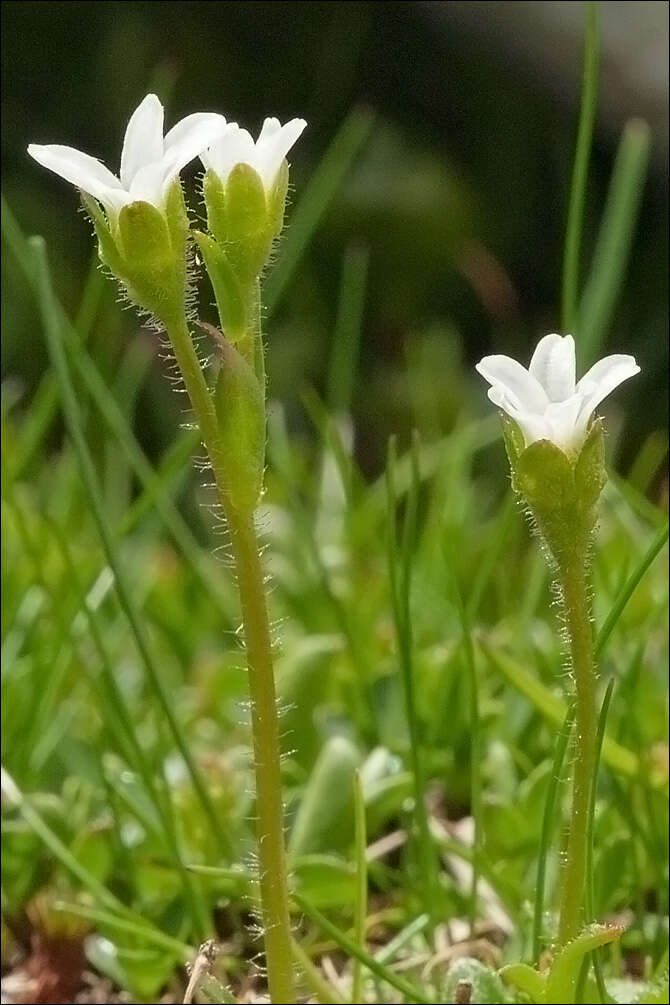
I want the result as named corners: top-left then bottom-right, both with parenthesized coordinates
top-left (193, 231), bottom-right (246, 342)
top-left (220, 163), bottom-right (273, 279)
top-left (505, 421), bottom-right (607, 566)
top-left (114, 201), bottom-right (185, 319)
top-left (501, 414), bottom-right (526, 470)
top-left (202, 169), bottom-right (227, 245)
top-left (164, 179), bottom-right (189, 259)
top-left (81, 194), bottom-right (125, 277)
top-left (268, 159), bottom-right (289, 236)
top-left (514, 439), bottom-right (575, 513)
top-left (211, 329), bottom-right (266, 513)
top-left (81, 192), bottom-right (188, 324)
top-left (118, 201), bottom-right (173, 271)
top-left (574, 418), bottom-right (606, 509)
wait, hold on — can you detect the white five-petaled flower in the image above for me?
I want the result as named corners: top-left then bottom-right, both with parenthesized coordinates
top-left (28, 93), bottom-right (227, 215)
top-left (476, 333), bottom-right (640, 453)
top-left (201, 117), bottom-right (307, 191)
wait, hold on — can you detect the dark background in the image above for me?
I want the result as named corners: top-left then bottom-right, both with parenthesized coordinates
top-left (2, 1), bottom-right (668, 474)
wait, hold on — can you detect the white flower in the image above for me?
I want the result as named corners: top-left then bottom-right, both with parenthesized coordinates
top-left (28, 93), bottom-right (227, 215)
top-left (201, 116), bottom-right (307, 191)
top-left (476, 333), bottom-right (640, 453)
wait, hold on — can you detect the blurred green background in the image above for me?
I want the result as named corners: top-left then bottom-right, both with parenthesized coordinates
top-left (2, 0), bottom-right (668, 474)
top-left (1, 9), bottom-right (668, 997)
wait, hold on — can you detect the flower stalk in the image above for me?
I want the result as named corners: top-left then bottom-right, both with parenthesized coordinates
top-left (28, 96), bottom-right (304, 1003)
top-left (159, 302), bottom-right (294, 1004)
top-left (556, 554), bottom-right (597, 946)
top-left (477, 333), bottom-right (640, 952)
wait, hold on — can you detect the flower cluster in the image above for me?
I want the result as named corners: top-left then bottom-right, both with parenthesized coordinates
top-left (29, 94), bottom-right (306, 515)
top-left (29, 92), bottom-right (305, 217)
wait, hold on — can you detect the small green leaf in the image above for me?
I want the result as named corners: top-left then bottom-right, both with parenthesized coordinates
top-left (500, 962), bottom-right (547, 1002)
top-left (289, 736), bottom-right (361, 858)
top-left (545, 923), bottom-right (624, 1004)
top-left (292, 853), bottom-right (357, 909)
top-left (193, 231), bottom-right (246, 341)
top-left (212, 332), bottom-right (265, 513)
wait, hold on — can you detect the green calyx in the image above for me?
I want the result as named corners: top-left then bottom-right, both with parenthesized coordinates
top-left (502, 416), bottom-right (607, 566)
top-left (82, 180), bottom-right (189, 322)
top-left (202, 323), bottom-right (266, 514)
top-left (197, 162), bottom-right (288, 340)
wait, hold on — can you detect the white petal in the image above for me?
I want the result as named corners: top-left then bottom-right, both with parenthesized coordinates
top-left (476, 355), bottom-right (549, 413)
top-left (128, 161), bottom-right (168, 207)
top-left (120, 94), bottom-right (164, 188)
top-left (161, 118), bottom-right (230, 192)
top-left (487, 385), bottom-right (550, 446)
top-left (574, 354), bottom-right (640, 440)
top-left (529, 333), bottom-right (576, 402)
top-left (130, 114), bottom-right (229, 206)
top-left (28, 143), bottom-right (127, 211)
top-left (576, 354), bottom-right (640, 400)
top-left (545, 396), bottom-right (584, 451)
top-left (254, 117), bottom-right (306, 189)
top-left (201, 124), bottom-right (256, 182)
top-left (163, 112), bottom-right (227, 156)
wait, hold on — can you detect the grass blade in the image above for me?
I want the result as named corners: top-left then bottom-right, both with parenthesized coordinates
top-left (293, 892), bottom-right (434, 1004)
top-left (1, 201), bottom-right (104, 478)
top-left (51, 901), bottom-right (192, 959)
top-left (43, 516), bottom-right (210, 935)
top-left (386, 433), bottom-right (440, 932)
top-left (292, 938), bottom-right (347, 1005)
top-left (481, 643), bottom-right (642, 781)
top-left (2, 201), bottom-right (231, 621)
top-left (452, 578), bottom-right (482, 937)
top-left (327, 243), bottom-right (369, 416)
top-left (264, 107), bottom-right (375, 316)
top-left (1, 766), bottom-right (126, 915)
top-left (562, 0), bottom-right (599, 333)
top-left (30, 235), bottom-right (228, 862)
top-left (582, 678), bottom-right (616, 1004)
top-left (352, 769), bottom-right (367, 1001)
top-left (533, 706), bottom-right (574, 960)
top-left (578, 119), bottom-right (652, 364)
top-left (595, 521), bottom-right (669, 659)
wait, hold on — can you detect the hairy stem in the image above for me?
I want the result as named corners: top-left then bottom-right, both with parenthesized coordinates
top-left (228, 509), bottom-right (294, 1003)
top-left (557, 556), bottom-right (598, 947)
top-left (164, 311), bottom-right (294, 1003)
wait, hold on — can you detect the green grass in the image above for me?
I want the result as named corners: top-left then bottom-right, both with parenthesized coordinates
top-left (2, 256), bottom-right (666, 997)
top-left (2, 45), bottom-right (669, 1005)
